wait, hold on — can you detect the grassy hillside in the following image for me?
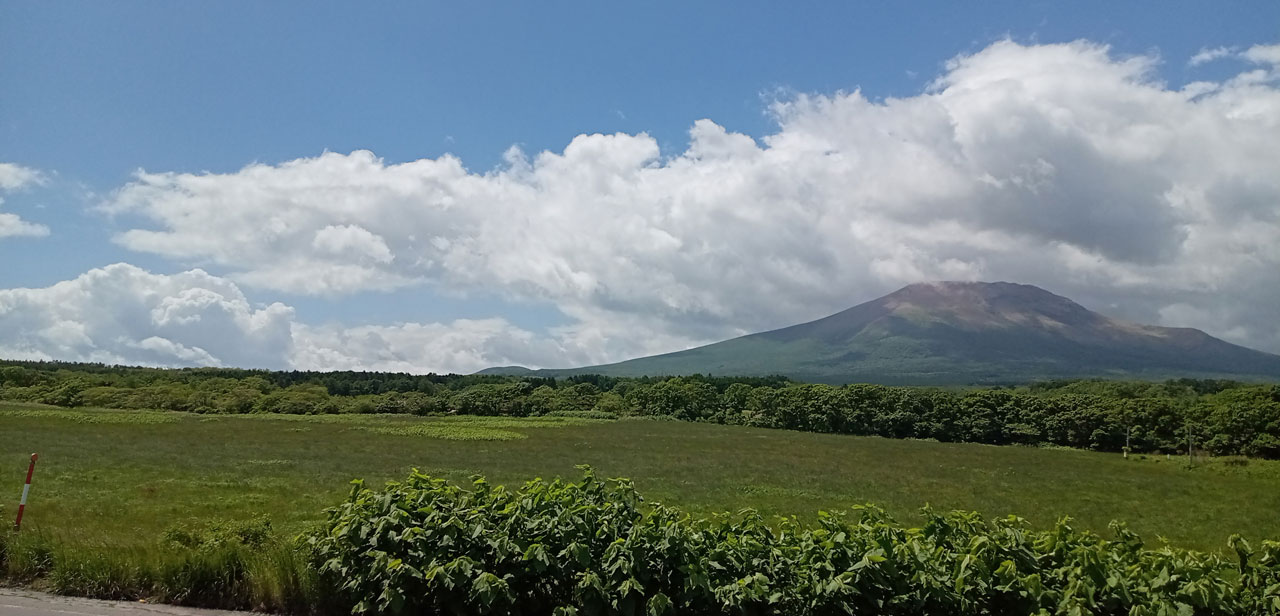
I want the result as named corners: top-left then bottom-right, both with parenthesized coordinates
top-left (3, 403), bottom-right (1279, 551)
top-left (532, 324), bottom-right (1280, 384)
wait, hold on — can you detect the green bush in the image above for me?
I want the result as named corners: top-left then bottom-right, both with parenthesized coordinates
top-left (162, 516), bottom-right (275, 551)
top-left (310, 468), bottom-right (1280, 615)
top-left (544, 409), bottom-right (620, 420)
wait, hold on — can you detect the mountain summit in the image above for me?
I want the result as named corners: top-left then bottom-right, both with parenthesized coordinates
top-left (486, 282), bottom-right (1280, 384)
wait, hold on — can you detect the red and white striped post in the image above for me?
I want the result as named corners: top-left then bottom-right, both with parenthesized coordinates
top-left (14, 453), bottom-right (37, 531)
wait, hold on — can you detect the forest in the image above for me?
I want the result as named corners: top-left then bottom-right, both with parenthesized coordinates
top-left (2, 360), bottom-right (1278, 459)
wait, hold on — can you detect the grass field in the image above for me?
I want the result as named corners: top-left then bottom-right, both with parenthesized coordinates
top-left (3, 402), bottom-right (1280, 553)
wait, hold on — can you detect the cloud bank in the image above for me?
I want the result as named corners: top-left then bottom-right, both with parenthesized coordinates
top-left (0, 264), bottom-right (580, 373)
top-left (0, 264), bottom-right (292, 367)
top-left (7, 39), bottom-right (1280, 372)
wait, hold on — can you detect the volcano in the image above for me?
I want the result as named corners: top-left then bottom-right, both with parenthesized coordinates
top-left (482, 282), bottom-right (1280, 384)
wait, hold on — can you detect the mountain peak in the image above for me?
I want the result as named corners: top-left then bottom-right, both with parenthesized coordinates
top-left (486, 282), bottom-right (1280, 385)
top-left (890, 280), bottom-right (1073, 303)
top-left (877, 281), bottom-right (1095, 331)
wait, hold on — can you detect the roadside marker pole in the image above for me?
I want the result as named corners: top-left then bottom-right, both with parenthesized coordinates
top-left (14, 453), bottom-right (37, 531)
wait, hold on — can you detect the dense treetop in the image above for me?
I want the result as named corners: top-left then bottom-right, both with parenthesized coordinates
top-left (2, 359), bottom-right (1278, 459)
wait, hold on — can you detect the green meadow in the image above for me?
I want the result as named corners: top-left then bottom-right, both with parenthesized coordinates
top-left (2, 402), bottom-right (1279, 552)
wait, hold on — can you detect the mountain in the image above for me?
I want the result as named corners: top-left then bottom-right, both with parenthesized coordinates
top-left (482, 282), bottom-right (1280, 385)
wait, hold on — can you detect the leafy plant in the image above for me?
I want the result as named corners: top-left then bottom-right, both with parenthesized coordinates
top-left (310, 468), bottom-right (1280, 615)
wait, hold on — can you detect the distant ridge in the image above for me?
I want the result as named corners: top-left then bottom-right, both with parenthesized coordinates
top-left (477, 366), bottom-right (537, 376)
top-left (479, 282), bottom-right (1280, 385)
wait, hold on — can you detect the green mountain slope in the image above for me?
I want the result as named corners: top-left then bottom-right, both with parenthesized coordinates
top-left (481, 282), bottom-right (1280, 384)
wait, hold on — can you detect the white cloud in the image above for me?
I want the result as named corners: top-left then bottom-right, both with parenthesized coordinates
top-left (1189, 46), bottom-right (1235, 67)
top-left (311, 224), bottom-right (395, 264)
top-left (1242, 43), bottom-right (1280, 67)
top-left (1188, 43), bottom-right (1280, 72)
top-left (0, 213), bottom-right (49, 239)
top-left (0, 163), bottom-right (45, 191)
top-left (87, 39), bottom-right (1280, 363)
top-left (293, 319), bottom-right (585, 374)
top-left (0, 163), bottom-right (50, 239)
top-left (0, 264), bottom-right (294, 368)
top-left (0, 263), bottom-right (583, 373)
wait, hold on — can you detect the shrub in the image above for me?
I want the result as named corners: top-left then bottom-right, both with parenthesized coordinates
top-left (309, 468), bottom-right (1280, 615)
top-left (162, 516), bottom-right (275, 551)
top-left (544, 409), bottom-right (619, 420)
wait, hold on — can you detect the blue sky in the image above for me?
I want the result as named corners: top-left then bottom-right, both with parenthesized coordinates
top-left (2, 2), bottom-right (1279, 372)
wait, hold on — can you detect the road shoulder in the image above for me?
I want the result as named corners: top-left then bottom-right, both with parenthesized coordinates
top-left (0, 588), bottom-right (250, 616)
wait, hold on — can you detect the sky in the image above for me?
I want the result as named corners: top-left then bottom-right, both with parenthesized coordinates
top-left (2, 2), bottom-right (1280, 374)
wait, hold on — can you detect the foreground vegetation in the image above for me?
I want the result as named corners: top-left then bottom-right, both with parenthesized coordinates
top-left (312, 469), bottom-right (1280, 615)
top-left (4, 468), bottom-right (1277, 614)
top-left (3, 403), bottom-right (1280, 612)
top-left (1, 522), bottom-right (322, 612)
top-left (3, 360), bottom-right (1279, 459)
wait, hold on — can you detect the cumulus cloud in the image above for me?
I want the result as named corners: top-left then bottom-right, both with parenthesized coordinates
top-left (0, 264), bottom-right (294, 367)
top-left (90, 39), bottom-right (1280, 363)
top-left (0, 263), bottom-right (583, 373)
top-left (0, 163), bottom-right (50, 239)
top-left (292, 319), bottom-right (585, 374)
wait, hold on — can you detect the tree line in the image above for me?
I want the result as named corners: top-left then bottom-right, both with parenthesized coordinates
top-left (2, 360), bottom-right (1277, 458)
